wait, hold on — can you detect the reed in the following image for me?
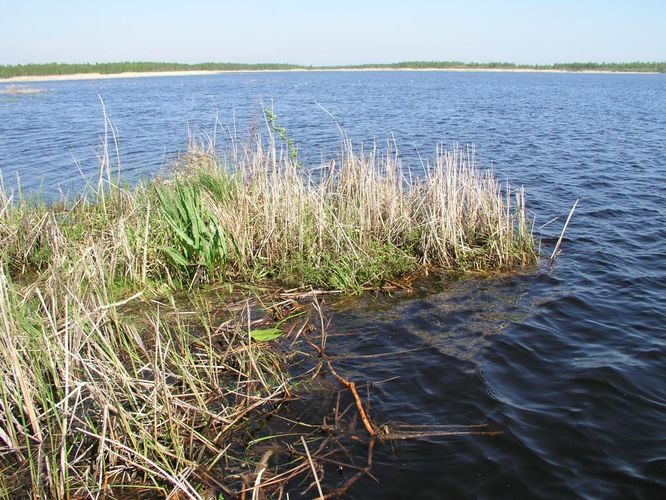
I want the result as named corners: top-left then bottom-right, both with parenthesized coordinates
top-left (0, 125), bottom-right (536, 496)
top-left (0, 265), bottom-right (295, 498)
top-left (0, 131), bottom-right (535, 292)
top-left (177, 137), bottom-right (536, 290)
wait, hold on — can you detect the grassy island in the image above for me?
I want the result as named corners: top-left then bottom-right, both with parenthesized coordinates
top-left (0, 60), bottom-right (664, 79)
top-left (0, 124), bottom-right (535, 497)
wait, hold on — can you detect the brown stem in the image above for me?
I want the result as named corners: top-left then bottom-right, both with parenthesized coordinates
top-left (326, 360), bottom-right (375, 437)
top-left (302, 334), bottom-right (376, 438)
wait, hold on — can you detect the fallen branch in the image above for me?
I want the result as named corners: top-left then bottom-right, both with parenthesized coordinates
top-left (302, 332), bottom-right (376, 438)
top-left (326, 361), bottom-right (376, 437)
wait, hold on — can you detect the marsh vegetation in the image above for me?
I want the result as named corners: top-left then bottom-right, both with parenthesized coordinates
top-left (0, 118), bottom-right (536, 497)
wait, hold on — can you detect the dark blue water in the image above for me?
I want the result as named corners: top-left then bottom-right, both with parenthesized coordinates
top-left (2, 71), bottom-right (665, 497)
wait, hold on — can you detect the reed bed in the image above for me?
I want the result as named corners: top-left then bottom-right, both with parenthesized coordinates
top-left (0, 272), bottom-right (295, 498)
top-left (168, 137), bottom-right (535, 291)
top-left (0, 129), bottom-right (536, 497)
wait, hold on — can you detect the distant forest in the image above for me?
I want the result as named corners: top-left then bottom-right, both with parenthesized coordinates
top-left (1, 61), bottom-right (665, 78)
top-left (0, 62), bottom-right (304, 78)
top-left (334, 61), bottom-right (666, 73)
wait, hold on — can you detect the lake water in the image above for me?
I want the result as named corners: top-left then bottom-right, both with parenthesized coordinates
top-left (2, 71), bottom-right (665, 498)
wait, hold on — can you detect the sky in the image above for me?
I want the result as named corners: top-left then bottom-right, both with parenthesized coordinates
top-left (1, 0), bottom-right (664, 66)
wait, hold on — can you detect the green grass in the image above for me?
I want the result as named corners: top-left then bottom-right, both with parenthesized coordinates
top-left (0, 126), bottom-right (537, 496)
top-left (154, 180), bottom-right (228, 277)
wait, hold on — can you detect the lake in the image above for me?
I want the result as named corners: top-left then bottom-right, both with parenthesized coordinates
top-left (1, 70), bottom-right (665, 498)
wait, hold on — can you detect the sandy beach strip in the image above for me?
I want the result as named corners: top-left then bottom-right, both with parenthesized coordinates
top-left (0, 70), bottom-right (230, 83)
top-left (0, 67), bottom-right (659, 83)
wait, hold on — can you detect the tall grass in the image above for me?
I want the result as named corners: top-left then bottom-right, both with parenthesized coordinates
top-left (1, 131), bottom-right (534, 292)
top-left (0, 126), bottom-right (536, 496)
top-left (0, 264), bottom-right (291, 498)
top-left (179, 137), bottom-right (535, 290)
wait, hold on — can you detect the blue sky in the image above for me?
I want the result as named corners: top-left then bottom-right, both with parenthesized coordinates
top-left (1, 0), bottom-right (664, 65)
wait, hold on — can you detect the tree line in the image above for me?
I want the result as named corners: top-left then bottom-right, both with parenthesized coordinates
top-left (1, 60), bottom-right (664, 78)
top-left (0, 62), bottom-right (305, 78)
top-left (327, 61), bottom-right (666, 72)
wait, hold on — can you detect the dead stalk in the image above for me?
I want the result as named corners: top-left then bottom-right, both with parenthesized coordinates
top-left (550, 199), bottom-right (579, 263)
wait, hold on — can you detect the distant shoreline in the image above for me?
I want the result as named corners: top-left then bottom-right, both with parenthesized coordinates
top-left (1, 66), bottom-right (661, 83)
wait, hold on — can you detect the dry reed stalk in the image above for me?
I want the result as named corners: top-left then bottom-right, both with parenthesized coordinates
top-left (550, 199), bottom-right (579, 263)
top-left (301, 436), bottom-right (324, 499)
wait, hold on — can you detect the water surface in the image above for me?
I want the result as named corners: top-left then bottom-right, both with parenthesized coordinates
top-left (2, 71), bottom-right (665, 498)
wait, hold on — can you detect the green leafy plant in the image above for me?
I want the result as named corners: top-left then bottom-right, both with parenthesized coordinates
top-left (155, 181), bottom-right (227, 275)
top-left (249, 327), bottom-right (282, 342)
top-left (264, 109), bottom-right (301, 166)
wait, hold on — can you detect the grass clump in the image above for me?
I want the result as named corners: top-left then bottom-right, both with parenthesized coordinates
top-left (1, 132), bottom-right (534, 293)
top-left (154, 181), bottom-right (228, 278)
top-left (0, 122), bottom-right (537, 496)
top-left (182, 138), bottom-right (536, 290)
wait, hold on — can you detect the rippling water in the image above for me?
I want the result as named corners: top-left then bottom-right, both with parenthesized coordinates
top-left (2, 71), bottom-right (665, 497)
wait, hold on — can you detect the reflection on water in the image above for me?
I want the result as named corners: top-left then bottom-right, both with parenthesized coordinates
top-left (330, 273), bottom-right (534, 364)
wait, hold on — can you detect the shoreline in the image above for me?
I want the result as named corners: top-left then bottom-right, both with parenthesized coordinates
top-left (1, 66), bottom-right (660, 83)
